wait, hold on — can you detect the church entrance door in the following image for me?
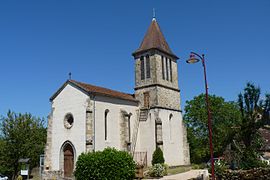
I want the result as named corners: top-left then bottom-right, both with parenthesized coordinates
top-left (64, 144), bottom-right (74, 177)
top-left (144, 92), bottom-right (150, 108)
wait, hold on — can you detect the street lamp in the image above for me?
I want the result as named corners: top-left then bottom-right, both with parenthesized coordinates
top-left (186, 52), bottom-right (215, 179)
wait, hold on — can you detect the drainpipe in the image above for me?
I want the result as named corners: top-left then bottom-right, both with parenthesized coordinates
top-left (93, 95), bottom-right (96, 151)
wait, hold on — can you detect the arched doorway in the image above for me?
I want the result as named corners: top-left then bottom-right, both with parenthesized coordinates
top-left (63, 143), bottom-right (74, 177)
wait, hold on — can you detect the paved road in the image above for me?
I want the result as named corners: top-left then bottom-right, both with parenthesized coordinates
top-left (147, 169), bottom-right (209, 180)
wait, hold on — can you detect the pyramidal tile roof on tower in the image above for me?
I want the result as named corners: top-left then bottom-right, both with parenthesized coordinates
top-left (133, 18), bottom-right (178, 59)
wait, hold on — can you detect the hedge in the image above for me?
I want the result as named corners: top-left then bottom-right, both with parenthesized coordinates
top-left (74, 148), bottom-right (136, 180)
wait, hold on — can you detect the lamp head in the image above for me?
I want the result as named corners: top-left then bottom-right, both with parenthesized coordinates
top-left (186, 54), bottom-right (200, 64)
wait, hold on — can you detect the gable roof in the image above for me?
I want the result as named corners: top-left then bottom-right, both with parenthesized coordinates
top-left (50, 80), bottom-right (138, 102)
top-left (132, 19), bottom-right (178, 59)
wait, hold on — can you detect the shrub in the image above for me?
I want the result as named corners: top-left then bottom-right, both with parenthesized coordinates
top-left (74, 148), bottom-right (136, 180)
top-left (152, 147), bottom-right (165, 165)
top-left (149, 163), bottom-right (166, 177)
top-left (212, 160), bottom-right (227, 178)
top-left (218, 168), bottom-right (270, 179)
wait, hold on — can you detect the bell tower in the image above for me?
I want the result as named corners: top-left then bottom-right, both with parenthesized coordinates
top-left (132, 18), bottom-right (181, 111)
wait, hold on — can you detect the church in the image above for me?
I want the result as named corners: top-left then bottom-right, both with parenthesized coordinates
top-left (44, 17), bottom-right (190, 178)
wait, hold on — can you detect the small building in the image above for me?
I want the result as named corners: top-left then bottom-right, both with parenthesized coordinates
top-left (44, 17), bottom-right (190, 178)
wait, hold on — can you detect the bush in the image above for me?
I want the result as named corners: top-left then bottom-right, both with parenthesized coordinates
top-left (152, 147), bottom-right (165, 165)
top-left (149, 163), bottom-right (166, 177)
top-left (212, 160), bottom-right (228, 178)
top-left (218, 168), bottom-right (270, 179)
top-left (74, 148), bottom-right (136, 180)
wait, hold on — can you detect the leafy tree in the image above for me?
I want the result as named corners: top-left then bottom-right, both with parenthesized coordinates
top-left (0, 111), bottom-right (46, 179)
top-left (184, 94), bottom-right (241, 163)
top-left (235, 83), bottom-right (270, 169)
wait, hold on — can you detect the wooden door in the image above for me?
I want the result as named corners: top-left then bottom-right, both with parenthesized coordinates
top-left (64, 144), bottom-right (74, 177)
top-left (144, 92), bottom-right (150, 108)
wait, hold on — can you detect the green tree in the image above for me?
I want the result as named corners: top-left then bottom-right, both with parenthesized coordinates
top-left (0, 111), bottom-right (47, 179)
top-left (236, 83), bottom-right (270, 169)
top-left (152, 147), bottom-right (165, 165)
top-left (184, 94), bottom-right (241, 163)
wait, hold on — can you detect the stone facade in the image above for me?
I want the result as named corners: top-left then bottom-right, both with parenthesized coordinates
top-left (44, 108), bottom-right (54, 170)
top-left (134, 52), bottom-right (179, 90)
top-left (134, 52), bottom-right (181, 111)
top-left (135, 86), bottom-right (180, 110)
top-left (85, 98), bottom-right (94, 152)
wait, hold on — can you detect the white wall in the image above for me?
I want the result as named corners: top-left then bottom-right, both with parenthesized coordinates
top-left (50, 84), bottom-right (89, 171)
top-left (94, 95), bottom-right (138, 151)
top-left (138, 108), bottom-right (187, 166)
top-left (136, 109), bottom-right (156, 165)
top-left (159, 109), bottom-right (185, 166)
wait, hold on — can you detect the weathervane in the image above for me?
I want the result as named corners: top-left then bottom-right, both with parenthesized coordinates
top-left (68, 72), bottom-right (72, 80)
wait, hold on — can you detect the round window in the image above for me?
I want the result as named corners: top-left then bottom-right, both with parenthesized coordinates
top-left (64, 113), bottom-right (74, 129)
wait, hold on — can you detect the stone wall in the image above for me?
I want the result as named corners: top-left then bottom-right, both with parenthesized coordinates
top-left (134, 51), bottom-right (179, 90)
top-left (134, 50), bottom-right (181, 110)
top-left (182, 123), bottom-right (190, 165)
top-left (120, 110), bottom-right (131, 151)
top-left (44, 108), bottom-right (54, 170)
top-left (135, 86), bottom-right (180, 110)
top-left (218, 168), bottom-right (270, 180)
top-left (85, 98), bottom-right (94, 152)
top-left (156, 86), bottom-right (181, 110)
top-left (42, 170), bottom-right (64, 180)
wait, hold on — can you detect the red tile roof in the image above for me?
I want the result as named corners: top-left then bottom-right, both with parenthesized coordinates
top-left (132, 19), bottom-right (178, 59)
top-left (50, 80), bottom-right (138, 102)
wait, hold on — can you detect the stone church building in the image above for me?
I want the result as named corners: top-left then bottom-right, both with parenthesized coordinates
top-left (44, 17), bottom-right (190, 178)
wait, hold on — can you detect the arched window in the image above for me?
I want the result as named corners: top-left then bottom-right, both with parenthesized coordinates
top-left (140, 56), bottom-right (145, 80)
top-left (161, 56), bottom-right (165, 80)
top-left (169, 114), bottom-right (173, 141)
top-left (146, 55), bottom-right (151, 78)
top-left (166, 57), bottom-right (169, 81)
top-left (105, 109), bottom-right (109, 141)
top-left (169, 59), bottom-right (173, 82)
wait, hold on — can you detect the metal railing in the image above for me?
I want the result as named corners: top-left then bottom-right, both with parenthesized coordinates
top-left (133, 151), bottom-right (147, 167)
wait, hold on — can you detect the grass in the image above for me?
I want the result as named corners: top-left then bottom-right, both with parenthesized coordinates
top-left (167, 165), bottom-right (192, 175)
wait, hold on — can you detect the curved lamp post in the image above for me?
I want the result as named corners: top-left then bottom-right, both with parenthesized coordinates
top-left (186, 52), bottom-right (215, 179)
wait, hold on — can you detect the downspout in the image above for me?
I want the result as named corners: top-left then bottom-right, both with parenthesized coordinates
top-left (93, 95), bottom-right (96, 151)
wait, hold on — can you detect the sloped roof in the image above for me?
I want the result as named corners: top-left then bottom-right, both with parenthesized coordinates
top-left (50, 80), bottom-right (138, 102)
top-left (132, 19), bottom-right (178, 59)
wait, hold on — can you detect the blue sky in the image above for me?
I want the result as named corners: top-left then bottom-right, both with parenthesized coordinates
top-left (0, 0), bottom-right (269, 118)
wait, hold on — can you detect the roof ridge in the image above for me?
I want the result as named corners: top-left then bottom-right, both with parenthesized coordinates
top-left (68, 80), bottom-right (138, 102)
top-left (70, 80), bottom-right (134, 96)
